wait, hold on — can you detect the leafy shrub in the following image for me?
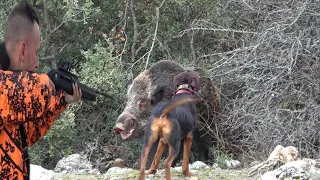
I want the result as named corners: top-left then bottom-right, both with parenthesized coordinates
top-left (29, 111), bottom-right (76, 169)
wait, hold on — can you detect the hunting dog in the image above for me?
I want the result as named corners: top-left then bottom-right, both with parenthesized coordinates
top-left (139, 71), bottom-right (200, 180)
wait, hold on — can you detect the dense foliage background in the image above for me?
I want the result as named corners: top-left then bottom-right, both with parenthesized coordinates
top-left (1, 0), bottom-right (320, 170)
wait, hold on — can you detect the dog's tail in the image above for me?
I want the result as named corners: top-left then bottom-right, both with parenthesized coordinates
top-left (161, 97), bottom-right (199, 118)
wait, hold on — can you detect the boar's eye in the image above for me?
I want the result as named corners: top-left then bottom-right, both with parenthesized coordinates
top-left (130, 119), bottom-right (135, 127)
top-left (123, 94), bottom-right (128, 101)
top-left (138, 99), bottom-right (149, 111)
top-left (138, 102), bottom-right (144, 111)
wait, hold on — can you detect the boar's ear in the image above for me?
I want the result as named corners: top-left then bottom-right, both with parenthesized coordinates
top-left (149, 84), bottom-right (166, 106)
top-left (125, 78), bottom-right (133, 89)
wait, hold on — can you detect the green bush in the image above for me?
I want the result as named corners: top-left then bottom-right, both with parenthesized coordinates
top-left (29, 110), bottom-right (76, 169)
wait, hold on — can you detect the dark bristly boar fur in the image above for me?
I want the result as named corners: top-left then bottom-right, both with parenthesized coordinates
top-left (113, 60), bottom-right (221, 165)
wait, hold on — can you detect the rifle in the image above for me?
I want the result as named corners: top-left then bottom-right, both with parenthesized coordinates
top-left (47, 59), bottom-right (113, 101)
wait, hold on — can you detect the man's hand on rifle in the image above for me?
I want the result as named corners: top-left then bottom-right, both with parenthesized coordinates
top-left (64, 83), bottom-right (82, 104)
top-left (49, 79), bottom-right (81, 104)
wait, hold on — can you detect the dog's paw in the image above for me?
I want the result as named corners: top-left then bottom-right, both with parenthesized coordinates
top-left (145, 169), bottom-right (157, 175)
top-left (183, 170), bottom-right (194, 177)
top-left (139, 171), bottom-right (146, 180)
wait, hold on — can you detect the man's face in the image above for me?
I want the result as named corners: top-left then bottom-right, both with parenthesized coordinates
top-left (20, 21), bottom-right (40, 72)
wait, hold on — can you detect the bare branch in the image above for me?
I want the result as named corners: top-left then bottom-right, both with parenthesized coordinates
top-left (179, 27), bottom-right (258, 37)
top-left (194, 0), bottom-right (320, 161)
top-left (144, 0), bottom-right (166, 70)
top-left (135, 34), bottom-right (152, 55)
top-left (42, 0), bottom-right (51, 33)
top-left (130, 0), bottom-right (138, 63)
top-left (116, 0), bottom-right (130, 65)
top-left (186, 24), bottom-right (196, 64)
top-left (39, 55), bottom-right (54, 61)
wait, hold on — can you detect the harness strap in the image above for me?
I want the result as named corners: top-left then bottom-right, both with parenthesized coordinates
top-left (0, 141), bottom-right (24, 173)
top-left (19, 124), bottom-right (30, 180)
top-left (0, 126), bottom-right (29, 179)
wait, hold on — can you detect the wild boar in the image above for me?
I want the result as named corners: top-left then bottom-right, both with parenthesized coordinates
top-left (113, 60), bottom-right (221, 165)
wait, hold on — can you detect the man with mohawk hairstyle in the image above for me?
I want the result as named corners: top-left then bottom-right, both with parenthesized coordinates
top-left (0, 1), bottom-right (81, 180)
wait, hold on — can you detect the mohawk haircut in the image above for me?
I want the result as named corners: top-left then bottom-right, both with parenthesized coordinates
top-left (4, 1), bottom-right (39, 45)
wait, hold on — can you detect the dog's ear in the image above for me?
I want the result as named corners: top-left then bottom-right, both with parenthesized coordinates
top-left (191, 75), bottom-right (200, 91)
top-left (173, 74), bottom-right (180, 89)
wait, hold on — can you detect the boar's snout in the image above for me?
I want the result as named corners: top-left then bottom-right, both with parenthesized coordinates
top-left (113, 127), bottom-right (124, 134)
top-left (113, 114), bottom-right (137, 141)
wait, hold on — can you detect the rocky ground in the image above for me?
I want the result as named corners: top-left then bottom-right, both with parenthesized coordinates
top-left (31, 145), bottom-right (320, 180)
top-left (60, 168), bottom-right (249, 180)
top-left (32, 160), bottom-right (248, 180)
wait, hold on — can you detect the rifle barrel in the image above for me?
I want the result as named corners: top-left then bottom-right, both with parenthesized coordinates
top-left (96, 90), bottom-right (113, 99)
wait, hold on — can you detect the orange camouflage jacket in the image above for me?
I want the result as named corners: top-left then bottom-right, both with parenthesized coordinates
top-left (0, 69), bottom-right (67, 180)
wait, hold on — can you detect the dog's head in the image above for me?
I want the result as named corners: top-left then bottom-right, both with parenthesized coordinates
top-left (173, 71), bottom-right (200, 93)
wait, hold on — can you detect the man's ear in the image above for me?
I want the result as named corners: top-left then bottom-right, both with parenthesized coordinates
top-left (19, 41), bottom-right (26, 63)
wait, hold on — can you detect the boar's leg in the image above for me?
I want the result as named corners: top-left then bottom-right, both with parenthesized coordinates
top-left (193, 129), bottom-right (211, 164)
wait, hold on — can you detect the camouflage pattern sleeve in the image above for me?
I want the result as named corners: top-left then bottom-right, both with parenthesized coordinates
top-left (26, 89), bottom-right (67, 146)
top-left (0, 70), bottom-right (67, 145)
